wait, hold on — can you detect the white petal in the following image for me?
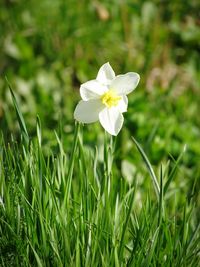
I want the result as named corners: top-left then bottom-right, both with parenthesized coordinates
top-left (111, 72), bottom-right (140, 95)
top-left (96, 62), bottom-right (115, 85)
top-left (99, 107), bottom-right (124, 136)
top-left (117, 95), bottom-right (128, 113)
top-left (74, 99), bottom-right (104, 123)
top-left (80, 80), bottom-right (107, 101)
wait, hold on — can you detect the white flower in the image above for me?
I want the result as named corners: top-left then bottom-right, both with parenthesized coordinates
top-left (74, 62), bottom-right (140, 136)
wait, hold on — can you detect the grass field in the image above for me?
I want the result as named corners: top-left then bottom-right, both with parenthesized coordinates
top-left (0, 0), bottom-right (200, 266)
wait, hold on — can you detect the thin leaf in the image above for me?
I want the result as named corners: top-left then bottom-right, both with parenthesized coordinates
top-left (164, 145), bottom-right (186, 195)
top-left (6, 78), bottom-right (29, 144)
top-left (132, 136), bottom-right (160, 200)
top-left (118, 185), bottom-right (136, 259)
top-left (141, 227), bottom-right (160, 267)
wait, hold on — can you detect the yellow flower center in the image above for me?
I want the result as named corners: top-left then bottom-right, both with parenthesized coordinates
top-left (101, 89), bottom-right (121, 108)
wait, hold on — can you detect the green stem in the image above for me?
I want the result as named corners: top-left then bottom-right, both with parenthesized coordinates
top-left (103, 131), bottom-right (113, 195)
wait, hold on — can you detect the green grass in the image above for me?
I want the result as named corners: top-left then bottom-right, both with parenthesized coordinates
top-left (0, 0), bottom-right (200, 266)
top-left (0, 88), bottom-right (199, 266)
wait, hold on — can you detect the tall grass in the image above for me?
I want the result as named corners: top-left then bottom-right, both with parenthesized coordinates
top-left (0, 88), bottom-right (199, 266)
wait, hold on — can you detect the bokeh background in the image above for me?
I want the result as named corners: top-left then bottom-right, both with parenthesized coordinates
top-left (0, 0), bottom-right (200, 201)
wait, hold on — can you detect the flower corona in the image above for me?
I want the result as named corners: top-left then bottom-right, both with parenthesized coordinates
top-left (101, 90), bottom-right (122, 108)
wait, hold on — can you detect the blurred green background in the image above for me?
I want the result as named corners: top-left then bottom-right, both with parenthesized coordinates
top-left (0, 0), bottom-right (200, 197)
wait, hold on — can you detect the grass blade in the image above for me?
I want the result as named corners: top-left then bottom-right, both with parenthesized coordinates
top-left (132, 136), bottom-right (160, 200)
top-left (141, 227), bottom-right (160, 267)
top-left (6, 78), bottom-right (29, 144)
top-left (118, 185), bottom-right (136, 259)
top-left (158, 164), bottom-right (164, 226)
top-left (164, 145), bottom-right (186, 195)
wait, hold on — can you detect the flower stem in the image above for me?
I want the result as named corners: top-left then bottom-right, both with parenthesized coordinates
top-left (103, 131), bottom-right (113, 196)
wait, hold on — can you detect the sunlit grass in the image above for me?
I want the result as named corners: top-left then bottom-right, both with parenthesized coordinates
top-left (0, 88), bottom-right (199, 266)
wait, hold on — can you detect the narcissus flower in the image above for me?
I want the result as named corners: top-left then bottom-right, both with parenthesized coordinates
top-left (74, 62), bottom-right (140, 136)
